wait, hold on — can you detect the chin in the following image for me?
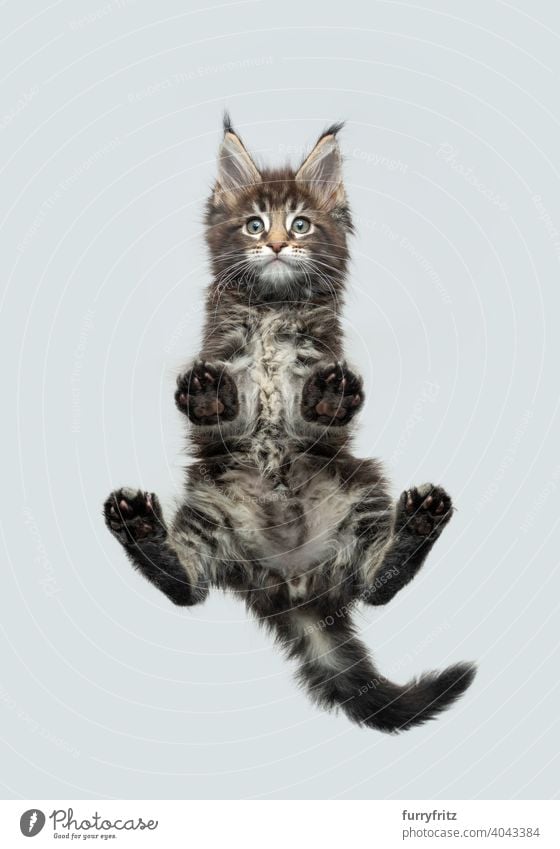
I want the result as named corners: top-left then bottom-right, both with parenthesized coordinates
top-left (256, 261), bottom-right (303, 293)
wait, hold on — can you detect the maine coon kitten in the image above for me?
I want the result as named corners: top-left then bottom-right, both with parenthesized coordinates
top-left (104, 115), bottom-right (475, 733)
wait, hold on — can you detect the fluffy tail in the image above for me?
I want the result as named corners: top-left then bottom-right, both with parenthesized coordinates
top-left (275, 609), bottom-right (476, 733)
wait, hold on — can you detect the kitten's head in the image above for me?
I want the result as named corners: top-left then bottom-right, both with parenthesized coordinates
top-left (205, 114), bottom-right (353, 302)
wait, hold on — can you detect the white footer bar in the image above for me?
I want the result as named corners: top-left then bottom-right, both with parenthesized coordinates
top-left (1, 800), bottom-right (558, 847)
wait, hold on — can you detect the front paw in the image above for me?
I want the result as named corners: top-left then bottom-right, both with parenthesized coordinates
top-left (396, 484), bottom-right (453, 539)
top-left (175, 361), bottom-right (238, 425)
top-left (104, 488), bottom-right (165, 546)
top-left (301, 362), bottom-right (364, 425)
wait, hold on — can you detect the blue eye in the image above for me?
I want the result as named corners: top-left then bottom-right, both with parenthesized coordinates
top-left (246, 217), bottom-right (265, 234)
top-left (292, 216), bottom-right (311, 234)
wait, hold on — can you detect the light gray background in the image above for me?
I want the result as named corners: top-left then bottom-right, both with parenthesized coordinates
top-left (1, 0), bottom-right (559, 800)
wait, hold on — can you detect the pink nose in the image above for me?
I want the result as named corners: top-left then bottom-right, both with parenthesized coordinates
top-left (268, 241), bottom-right (287, 254)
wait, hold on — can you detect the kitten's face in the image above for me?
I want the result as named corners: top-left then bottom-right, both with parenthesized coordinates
top-left (206, 122), bottom-right (352, 301)
top-left (240, 203), bottom-right (320, 287)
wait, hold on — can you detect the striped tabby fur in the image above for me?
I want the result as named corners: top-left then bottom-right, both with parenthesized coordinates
top-left (104, 116), bottom-right (475, 733)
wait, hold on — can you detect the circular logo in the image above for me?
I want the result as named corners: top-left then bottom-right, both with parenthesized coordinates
top-left (19, 810), bottom-right (46, 837)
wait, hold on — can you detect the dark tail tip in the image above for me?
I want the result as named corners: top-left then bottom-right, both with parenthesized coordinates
top-left (350, 661), bottom-right (477, 733)
top-left (432, 661), bottom-right (477, 705)
top-left (393, 661), bottom-right (477, 732)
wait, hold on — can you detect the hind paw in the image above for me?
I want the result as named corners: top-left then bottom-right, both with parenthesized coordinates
top-left (397, 484), bottom-right (453, 539)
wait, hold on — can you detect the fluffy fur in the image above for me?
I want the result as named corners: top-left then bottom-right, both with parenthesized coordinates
top-left (104, 117), bottom-right (475, 733)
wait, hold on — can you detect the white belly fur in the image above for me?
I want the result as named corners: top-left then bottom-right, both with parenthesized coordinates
top-left (207, 314), bottom-right (355, 577)
top-left (215, 464), bottom-right (356, 578)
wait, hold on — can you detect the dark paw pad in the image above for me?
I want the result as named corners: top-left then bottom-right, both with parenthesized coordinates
top-left (302, 362), bottom-right (364, 425)
top-left (175, 361), bottom-right (238, 425)
top-left (104, 488), bottom-right (164, 545)
top-left (399, 484), bottom-right (453, 538)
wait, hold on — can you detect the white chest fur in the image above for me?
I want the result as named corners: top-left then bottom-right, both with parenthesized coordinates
top-left (229, 312), bottom-right (316, 472)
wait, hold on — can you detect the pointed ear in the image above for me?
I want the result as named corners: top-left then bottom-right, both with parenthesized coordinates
top-left (215, 119), bottom-right (261, 199)
top-left (295, 125), bottom-right (346, 210)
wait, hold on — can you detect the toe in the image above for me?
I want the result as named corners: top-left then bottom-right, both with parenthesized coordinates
top-left (416, 482), bottom-right (434, 499)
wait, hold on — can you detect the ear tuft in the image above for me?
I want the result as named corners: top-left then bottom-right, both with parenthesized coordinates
top-left (319, 121), bottom-right (345, 140)
top-left (295, 123), bottom-right (346, 211)
top-left (222, 110), bottom-right (233, 135)
top-left (214, 117), bottom-right (261, 200)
